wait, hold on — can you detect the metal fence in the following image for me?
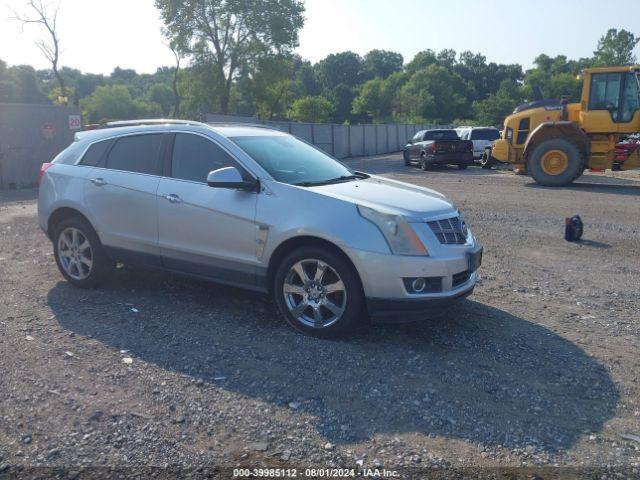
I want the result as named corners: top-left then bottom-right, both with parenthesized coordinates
top-left (205, 114), bottom-right (449, 159)
top-left (0, 103), bottom-right (82, 188)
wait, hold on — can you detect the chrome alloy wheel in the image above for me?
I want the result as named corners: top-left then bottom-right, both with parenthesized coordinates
top-left (283, 259), bottom-right (347, 328)
top-left (57, 227), bottom-right (93, 280)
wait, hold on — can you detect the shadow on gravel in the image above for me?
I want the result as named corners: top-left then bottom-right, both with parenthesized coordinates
top-left (525, 178), bottom-right (640, 196)
top-left (47, 271), bottom-right (618, 453)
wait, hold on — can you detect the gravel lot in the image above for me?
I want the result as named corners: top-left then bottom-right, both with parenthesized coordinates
top-left (1, 155), bottom-right (639, 478)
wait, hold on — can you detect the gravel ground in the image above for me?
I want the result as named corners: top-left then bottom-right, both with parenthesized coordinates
top-left (0, 156), bottom-right (639, 478)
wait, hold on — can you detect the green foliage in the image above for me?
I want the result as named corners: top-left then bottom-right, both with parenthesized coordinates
top-left (363, 50), bottom-right (403, 79)
top-left (289, 96), bottom-right (333, 123)
top-left (147, 83), bottom-right (175, 116)
top-left (399, 64), bottom-right (475, 123)
top-left (472, 80), bottom-right (524, 127)
top-left (248, 54), bottom-right (296, 120)
top-left (155, 0), bottom-right (305, 114)
top-left (0, 24), bottom-right (637, 127)
top-left (593, 29), bottom-right (640, 66)
top-left (81, 85), bottom-right (161, 124)
top-left (316, 52), bottom-right (363, 90)
top-left (352, 72), bottom-right (407, 122)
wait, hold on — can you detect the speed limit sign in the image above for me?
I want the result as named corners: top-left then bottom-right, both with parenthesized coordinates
top-left (68, 115), bottom-right (82, 130)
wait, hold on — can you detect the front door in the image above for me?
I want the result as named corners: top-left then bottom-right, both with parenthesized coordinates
top-left (157, 132), bottom-right (259, 287)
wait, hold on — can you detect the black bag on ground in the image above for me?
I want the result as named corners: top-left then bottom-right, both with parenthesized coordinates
top-left (565, 215), bottom-right (583, 242)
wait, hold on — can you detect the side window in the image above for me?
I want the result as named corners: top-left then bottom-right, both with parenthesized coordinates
top-left (80, 139), bottom-right (112, 166)
top-left (516, 118), bottom-right (530, 145)
top-left (422, 131), bottom-right (433, 141)
top-left (621, 73), bottom-right (640, 123)
top-left (589, 73), bottom-right (622, 119)
top-left (171, 133), bottom-right (239, 183)
top-left (105, 134), bottom-right (163, 174)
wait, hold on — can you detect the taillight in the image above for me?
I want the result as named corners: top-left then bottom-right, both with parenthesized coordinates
top-left (432, 142), bottom-right (439, 151)
top-left (38, 163), bottom-right (53, 188)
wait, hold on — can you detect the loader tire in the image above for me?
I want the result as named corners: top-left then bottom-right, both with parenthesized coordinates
top-left (527, 139), bottom-right (583, 187)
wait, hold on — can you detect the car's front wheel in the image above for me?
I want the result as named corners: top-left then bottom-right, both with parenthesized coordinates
top-left (53, 215), bottom-right (113, 288)
top-left (273, 247), bottom-right (364, 338)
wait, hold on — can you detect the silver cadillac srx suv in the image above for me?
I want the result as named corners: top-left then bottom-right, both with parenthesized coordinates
top-left (38, 119), bottom-right (482, 337)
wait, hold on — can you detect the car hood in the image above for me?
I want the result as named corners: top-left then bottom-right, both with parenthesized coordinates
top-left (300, 175), bottom-right (457, 220)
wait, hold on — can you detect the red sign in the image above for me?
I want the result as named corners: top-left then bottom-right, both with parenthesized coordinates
top-left (41, 123), bottom-right (56, 140)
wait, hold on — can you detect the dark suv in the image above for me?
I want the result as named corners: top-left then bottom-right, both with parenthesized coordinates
top-left (403, 129), bottom-right (474, 170)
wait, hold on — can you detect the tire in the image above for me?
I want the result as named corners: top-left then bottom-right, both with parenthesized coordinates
top-left (420, 154), bottom-right (429, 171)
top-left (273, 246), bottom-right (364, 338)
top-left (527, 139), bottom-right (583, 186)
top-left (480, 151), bottom-right (493, 169)
top-left (403, 149), bottom-right (411, 166)
top-left (52, 215), bottom-right (113, 288)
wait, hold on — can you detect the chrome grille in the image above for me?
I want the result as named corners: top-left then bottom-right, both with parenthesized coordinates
top-left (427, 216), bottom-right (466, 245)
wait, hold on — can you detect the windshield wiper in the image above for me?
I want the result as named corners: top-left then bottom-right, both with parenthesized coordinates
top-left (294, 172), bottom-right (369, 187)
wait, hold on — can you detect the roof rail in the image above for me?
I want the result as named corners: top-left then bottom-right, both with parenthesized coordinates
top-left (205, 122), bottom-right (276, 130)
top-left (99, 118), bottom-right (207, 129)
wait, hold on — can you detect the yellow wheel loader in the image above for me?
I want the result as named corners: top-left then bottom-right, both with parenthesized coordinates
top-left (486, 66), bottom-right (640, 186)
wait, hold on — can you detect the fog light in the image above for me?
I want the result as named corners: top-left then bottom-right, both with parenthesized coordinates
top-left (411, 278), bottom-right (426, 293)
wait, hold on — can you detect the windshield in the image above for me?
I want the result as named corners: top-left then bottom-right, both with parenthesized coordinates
top-left (424, 130), bottom-right (459, 141)
top-left (470, 129), bottom-right (501, 141)
top-left (230, 135), bottom-right (355, 185)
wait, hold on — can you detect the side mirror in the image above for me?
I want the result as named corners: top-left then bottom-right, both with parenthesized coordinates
top-left (207, 166), bottom-right (258, 192)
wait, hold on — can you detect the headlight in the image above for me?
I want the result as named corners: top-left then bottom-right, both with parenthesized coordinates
top-left (358, 205), bottom-right (428, 256)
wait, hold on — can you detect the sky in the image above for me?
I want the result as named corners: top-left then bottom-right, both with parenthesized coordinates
top-left (0, 0), bottom-right (639, 75)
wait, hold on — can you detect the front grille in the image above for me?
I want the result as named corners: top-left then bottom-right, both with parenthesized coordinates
top-left (427, 216), bottom-right (466, 245)
top-left (452, 270), bottom-right (471, 288)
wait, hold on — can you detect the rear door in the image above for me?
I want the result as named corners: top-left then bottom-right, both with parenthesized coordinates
top-left (84, 133), bottom-right (166, 264)
top-left (157, 132), bottom-right (259, 286)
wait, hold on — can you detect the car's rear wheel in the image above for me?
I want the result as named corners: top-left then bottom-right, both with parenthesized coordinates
top-left (53, 216), bottom-right (112, 288)
top-left (420, 153), bottom-right (429, 171)
top-left (273, 247), bottom-right (364, 338)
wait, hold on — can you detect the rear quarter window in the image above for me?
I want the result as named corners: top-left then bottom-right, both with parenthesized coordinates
top-left (79, 139), bottom-right (112, 166)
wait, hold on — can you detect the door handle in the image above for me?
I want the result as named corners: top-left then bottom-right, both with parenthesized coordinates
top-left (161, 193), bottom-right (183, 204)
top-left (90, 177), bottom-right (106, 186)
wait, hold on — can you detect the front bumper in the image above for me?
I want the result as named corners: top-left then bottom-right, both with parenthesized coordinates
top-left (367, 281), bottom-right (475, 323)
top-left (344, 242), bottom-right (481, 322)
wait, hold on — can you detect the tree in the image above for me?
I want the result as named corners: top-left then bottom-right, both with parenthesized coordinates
top-left (316, 51), bottom-right (363, 90)
top-left (405, 49), bottom-right (438, 75)
top-left (169, 43), bottom-right (182, 117)
top-left (8, 65), bottom-right (48, 103)
top-left (398, 65), bottom-right (475, 123)
top-left (363, 50), bottom-right (403, 79)
top-left (249, 54), bottom-right (295, 120)
top-left (81, 85), bottom-right (161, 124)
top-left (473, 79), bottom-right (524, 127)
top-left (156, 0), bottom-right (305, 114)
top-left (147, 83), bottom-right (175, 116)
top-left (289, 96), bottom-right (333, 123)
top-left (12, 0), bottom-right (68, 104)
top-left (352, 72), bottom-right (407, 122)
top-left (593, 28), bottom-right (640, 66)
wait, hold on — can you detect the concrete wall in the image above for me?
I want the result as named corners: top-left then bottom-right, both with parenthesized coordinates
top-left (0, 103), bottom-right (82, 188)
top-left (205, 113), bottom-right (449, 160)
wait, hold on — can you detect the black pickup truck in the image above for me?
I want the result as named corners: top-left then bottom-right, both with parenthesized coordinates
top-left (403, 129), bottom-right (474, 170)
